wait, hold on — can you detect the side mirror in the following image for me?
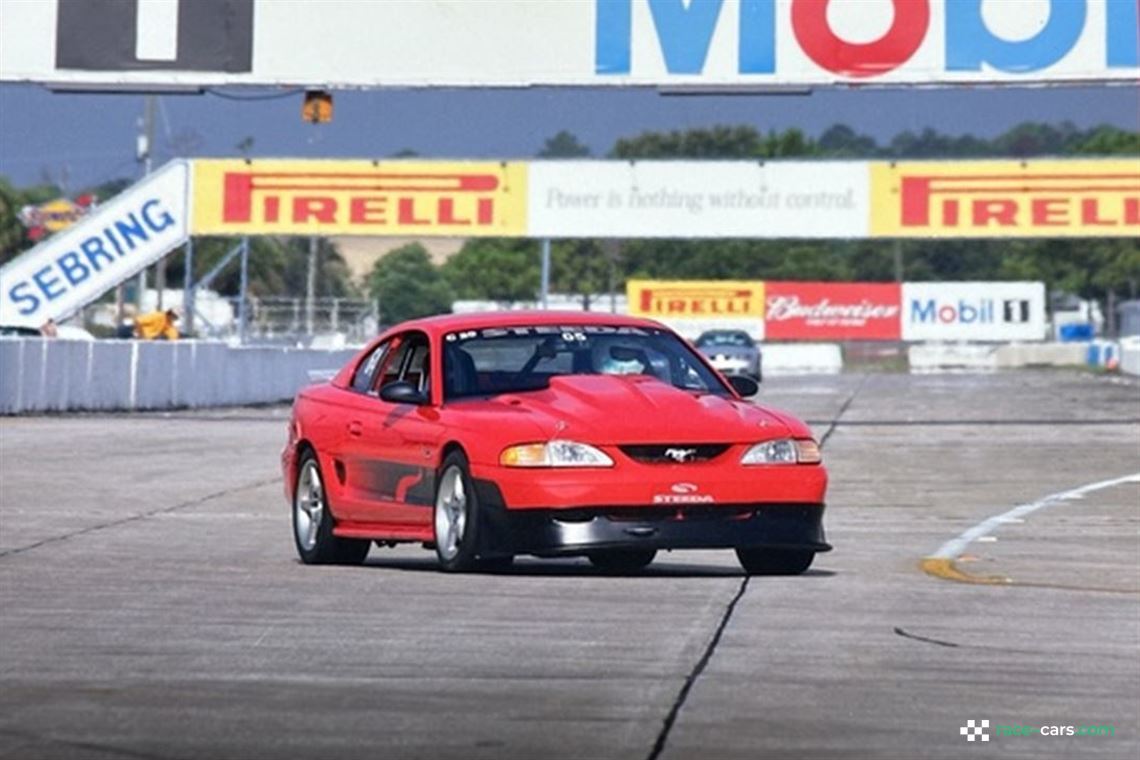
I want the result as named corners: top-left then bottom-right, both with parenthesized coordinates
top-left (728, 375), bottom-right (759, 398)
top-left (379, 381), bottom-right (429, 405)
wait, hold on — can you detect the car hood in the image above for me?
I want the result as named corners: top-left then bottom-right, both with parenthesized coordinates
top-left (457, 375), bottom-right (793, 444)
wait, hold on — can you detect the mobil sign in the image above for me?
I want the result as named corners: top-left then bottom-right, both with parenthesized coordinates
top-left (765, 282), bottom-right (901, 340)
top-left (596, 0), bottom-right (1138, 84)
top-left (2, 1), bottom-right (1135, 88)
top-left (902, 282), bottom-right (1047, 342)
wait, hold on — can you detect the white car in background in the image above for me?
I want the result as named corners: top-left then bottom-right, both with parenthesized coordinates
top-left (695, 330), bottom-right (762, 383)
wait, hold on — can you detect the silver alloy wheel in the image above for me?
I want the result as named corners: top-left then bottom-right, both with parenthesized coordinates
top-left (434, 465), bottom-right (468, 560)
top-left (295, 459), bottom-right (325, 552)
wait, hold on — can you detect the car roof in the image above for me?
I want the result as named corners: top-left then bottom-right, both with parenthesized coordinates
top-left (389, 311), bottom-right (668, 338)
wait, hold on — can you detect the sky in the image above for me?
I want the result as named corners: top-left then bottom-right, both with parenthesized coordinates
top-left (0, 83), bottom-right (1137, 192)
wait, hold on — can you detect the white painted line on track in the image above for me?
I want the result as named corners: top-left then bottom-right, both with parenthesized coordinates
top-left (929, 472), bottom-right (1140, 561)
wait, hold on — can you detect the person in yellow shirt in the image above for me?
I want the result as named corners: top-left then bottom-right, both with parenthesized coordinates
top-left (134, 308), bottom-right (180, 340)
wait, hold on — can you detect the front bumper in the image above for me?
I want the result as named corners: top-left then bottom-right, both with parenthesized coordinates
top-left (474, 480), bottom-right (829, 557)
top-left (469, 458), bottom-right (827, 509)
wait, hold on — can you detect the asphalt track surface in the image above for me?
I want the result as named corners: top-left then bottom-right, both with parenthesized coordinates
top-left (1, 371), bottom-right (1138, 760)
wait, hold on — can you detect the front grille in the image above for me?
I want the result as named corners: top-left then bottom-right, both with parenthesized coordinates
top-left (619, 444), bottom-right (729, 464)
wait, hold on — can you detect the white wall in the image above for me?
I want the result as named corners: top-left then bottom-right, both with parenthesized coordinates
top-left (0, 338), bottom-right (357, 414)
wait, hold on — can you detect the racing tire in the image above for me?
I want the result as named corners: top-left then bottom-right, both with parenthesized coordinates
top-left (587, 549), bottom-right (657, 573)
top-left (433, 451), bottom-right (486, 573)
top-left (293, 450), bottom-right (370, 565)
top-left (735, 548), bottom-right (814, 575)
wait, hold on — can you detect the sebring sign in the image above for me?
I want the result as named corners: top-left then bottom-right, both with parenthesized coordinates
top-left (0, 0), bottom-right (1135, 88)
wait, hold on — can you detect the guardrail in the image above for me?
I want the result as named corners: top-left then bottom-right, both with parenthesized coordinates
top-left (0, 338), bottom-right (358, 414)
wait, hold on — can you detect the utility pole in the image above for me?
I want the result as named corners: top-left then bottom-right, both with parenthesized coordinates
top-left (136, 96), bottom-right (156, 312)
top-left (540, 239), bottom-right (551, 309)
top-left (237, 237), bottom-right (250, 345)
top-left (893, 240), bottom-right (904, 282)
top-left (305, 236), bottom-right (318, 336)
top-left (183, 238), bottom-right (195, 335)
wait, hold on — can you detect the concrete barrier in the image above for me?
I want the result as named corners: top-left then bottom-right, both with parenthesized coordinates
top-left (762, 343), bottom-right (843, 375)
top-left (908, 343), bottom-right (998, 373)
top-left (910, 342), bottom-right (1092, 373)
top-left (0, 338), bottom-right (357, 415)
top-left (994, 342), bottom-right (1086, 369)
top-left (1120, 337), bottom-right (1140, 377)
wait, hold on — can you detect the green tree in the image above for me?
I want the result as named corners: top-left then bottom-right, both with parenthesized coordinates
top-left (1072, 125), bottom-right (1140, 155)
top-left (817, 124), bottom-right (878, 156)
top-left (0, 177), bottom-right (28, 263)
top-left (443, 238), bottom-right (539, 301)
top-left (538, 130), bottom-right (591, 158)
top-left (552, 239), bottom-right (614, 308)
top-left (613, 125), bottom-right (765, 159)
top-left (368, 243), bottom-right (454, 324)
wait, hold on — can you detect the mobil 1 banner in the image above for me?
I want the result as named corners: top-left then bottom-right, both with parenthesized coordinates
top-left (0, 161), bottom-right (190, 327)
top-left (901, 282), bottom-right (1047, 342)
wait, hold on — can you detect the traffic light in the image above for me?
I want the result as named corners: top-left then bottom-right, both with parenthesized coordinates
top-left (302, 90), bottom-right (333, 124)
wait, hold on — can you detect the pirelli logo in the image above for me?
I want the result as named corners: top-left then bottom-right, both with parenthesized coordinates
top-left (871, 161), bottom-right (1140, 238)
top-left (627, 281), bottom-right (765, 318)
top-left (192, 160), bottom-right (527, 236)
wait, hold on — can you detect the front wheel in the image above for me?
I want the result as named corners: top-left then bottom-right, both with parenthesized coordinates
top-left (293, 450), bottom-right (370, 565)
top-left (735, 548), bottom-right (814, 575)
top-left (587, 549), bottom-right (657, 573)
top-left (433, 452), bottom-right (484, 572)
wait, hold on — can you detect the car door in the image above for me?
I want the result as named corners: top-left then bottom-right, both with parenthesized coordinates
top-left (321, 336), bottom-right (395, 524)
top-left (340, 331), bottom-right (441, 528)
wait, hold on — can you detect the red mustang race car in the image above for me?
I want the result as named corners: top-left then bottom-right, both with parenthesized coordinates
top-left (283, 312), bottom-right (829, 574)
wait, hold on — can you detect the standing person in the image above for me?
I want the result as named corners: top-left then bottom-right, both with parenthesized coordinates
top-left (133, 307), bottom-right (181, 340)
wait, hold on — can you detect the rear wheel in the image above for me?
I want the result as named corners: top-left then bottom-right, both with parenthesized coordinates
top-left (587, 549), bottom-right (657, 573)
top-left (293, 450), bottom-right (370, 565)
top-left (735, 548), bottom-right (813, 575)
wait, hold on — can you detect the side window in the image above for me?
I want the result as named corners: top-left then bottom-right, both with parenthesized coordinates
top-left (351, 341), bottom-right (390, 393)
top-left (376, 331), bottom-right (431, 393)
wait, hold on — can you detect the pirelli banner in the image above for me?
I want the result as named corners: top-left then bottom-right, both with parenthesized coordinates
top-left (871, 160), bottom-right (1139, 238)
top-left (185, 158), bottom-right (1135, 238)
top-left (191, 160), bottom-right (528, 237)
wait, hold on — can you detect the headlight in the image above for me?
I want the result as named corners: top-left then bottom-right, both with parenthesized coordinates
top-left (500, 440), bottom-right (614, 468)
top-left (741, 438), bottom-right (822, 465)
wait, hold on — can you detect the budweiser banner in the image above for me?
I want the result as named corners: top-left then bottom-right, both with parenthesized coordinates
top-left (191, 159), bottom-right (528, 236)
top-left (765, 282), bottom-right (902, 340)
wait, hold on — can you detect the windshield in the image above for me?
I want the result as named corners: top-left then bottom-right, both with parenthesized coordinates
top-left (443, 325), bottom-right (730, 400)
top-left (696, 331), bottom-right (753, 348)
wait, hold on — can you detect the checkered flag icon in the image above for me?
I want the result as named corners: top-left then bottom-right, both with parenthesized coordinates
top-left (961, 719), bottom-right (990, 742)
